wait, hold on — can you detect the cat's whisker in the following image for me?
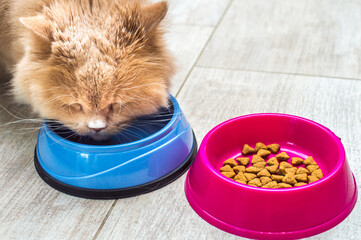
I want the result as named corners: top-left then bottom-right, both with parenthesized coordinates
top-left (36, 94), bottom-right (76, 108)
top-left (122, 127), bottom-right (146, 138)
top-left (0, 119), bottom-right (44, 128)
top-left (122, 104), bottom-right (136, 120)
top-left (0, 104), bottom-right (32, 120)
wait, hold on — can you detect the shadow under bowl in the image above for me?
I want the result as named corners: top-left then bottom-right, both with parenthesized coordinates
top-left (185, 113), bottom-right (357, 239)
top-left (35, 95), bottom-right (197, 199)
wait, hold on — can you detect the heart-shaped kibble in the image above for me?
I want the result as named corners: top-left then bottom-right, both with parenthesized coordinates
top-left (276, 152), bottom-right (290, 161)
top-left (255, 142), bottom-right (267, 151)
top-left (221, 171), bottom-right (236, 179)
top-left (278, 183), bottom-right (293, 188)
top-left (244, 173), bottom-right (257, 181)
top-left (271, 174), bottom-right (284, 183)
top-left (292, 157), bottom-right (304, 165)
top-left (257, 168), bottom-right (271, 178)
top-left (248, 178), bottom-right (262, 187)
top-left (223, 158), bottom-right (238, 167)
top-left (306, 165), bottom-right (319, 173)
top-left (253, 162), bottom-right (266, 169)
top-left (295, 173), bottom-right (308, 182)
top-left (236, 157), bottom-right (250, 166)
top-left (262, 181), bottom-right (278, 188)
top-left (260, 176), bottom-right (272, 185)
top-left (266, 164), bottom-right (278, 174)
top-left (266, 157), bottom-right (279, 166)
top-left (304, 156), bottom-right (317, 165)
top-left (257, 149), bottom-right (271, 158)
top-left (234, 172), bottom-right (247, 182)
top-left (233, 165), bottom-right (246, 173)
top-left (242, 144), bottom-right (256, 155)
top-left (312, 169), bottom-right (324, 179)
top-left (296, 167), bottom-right (310, 175)
top-left (282, 173), bottom-right (297, 185)
top-left (220, 165), bottom-right (234, 172)
top-left (251, 155), bottom-right (265, 164)
top-left (246, 166), bottom-right (262, 173)
top-left (267, 144), bottom-right (280, 154)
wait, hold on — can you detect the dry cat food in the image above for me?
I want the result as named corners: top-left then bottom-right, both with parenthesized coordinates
top-left (219, 142), bottom-right (324, 188)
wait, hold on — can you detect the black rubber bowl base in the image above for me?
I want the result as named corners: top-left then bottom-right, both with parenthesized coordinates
top-left (34, 132), bottom-right (197, 199)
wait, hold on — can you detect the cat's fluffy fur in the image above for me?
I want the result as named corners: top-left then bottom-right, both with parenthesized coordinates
top-left (0, 0), bottom-right (174, 138)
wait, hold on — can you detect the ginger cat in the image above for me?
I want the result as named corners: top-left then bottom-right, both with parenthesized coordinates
top-left (0, 0), bottom-right (174, 140)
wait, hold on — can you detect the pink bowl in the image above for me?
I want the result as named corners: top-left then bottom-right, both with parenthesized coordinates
top-left (185, 113), bottom-right (357, 239)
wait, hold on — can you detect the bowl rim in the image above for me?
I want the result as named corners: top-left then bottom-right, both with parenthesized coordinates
top-left (200, 113), bottom-right (346, 192)
top-left (41, 94), bottom-right (180, 150)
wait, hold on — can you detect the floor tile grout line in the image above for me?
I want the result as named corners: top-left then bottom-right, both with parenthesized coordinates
top-left (194, 65), bottom-right (361, 83)
top-left (92, 200), bottom-right (118, 240)
top-left (175, 0), bottom-right (235, 98)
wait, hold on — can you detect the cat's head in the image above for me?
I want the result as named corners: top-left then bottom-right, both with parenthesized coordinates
top-left (14, 0), bottom-right (174, 140)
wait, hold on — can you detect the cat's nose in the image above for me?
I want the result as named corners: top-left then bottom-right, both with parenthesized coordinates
top-left (89, 127), bottom-right (106, 132)
top-left (88, 119), bottom-right (107, 132)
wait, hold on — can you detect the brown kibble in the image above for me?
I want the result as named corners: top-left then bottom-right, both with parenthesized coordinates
top-left (221, 171), bottom-right (236, 178)
top-left (266, 157), bottom-right (279, 166)
top-left (312, 169), bottom-right (324, 179)
top-left (267, 144), bottom-right (280, 154)
top-left (242, 144), bottom-right (256, 155)
top-left (280, 161), bottom-right (293, 169)
top-left (248, 178), bottom-right (262, 187)
top-left (255, 142), bottom-right (267, 151)
top-left (282, 173), bottom-right (297, 185)
top-left (257, 149), bottom-right (271, 158)
top-left (295, 173), bottom-right (308, 182)
top-left (257, 168), bottom-right (271, 177)
top-left (244, 173), bottom-right (257, 181)
top-left (220, 165), bottom-right (234, 172)
top-left (219, 143), bottom-right (322, 189)
top-left (294, 182), bottom-right (308, 187)
top-left (245, 166), bottom-right (262, 173)
top-left (235, 180), bottom-right (247, 184)
top-left (262, 181), bottom-right (278, 188)
top-left (308, 175), bottom-right (319, 183)
top-left (251, 155), bottom-right (265, 164)
top-left (276, 152), bottom-right (289, 161)
top-left (306, 165), bottom-right (319, 173)
top-left (304, 156), bottom-right (317, 165)
top-left (253, 162), bottom-right (266, 169)
top-left (271, 175), bottom-right (284, 182)
top-left (223, 158), bottom-right (238, 167)
top-left (285, 167), bottom-right (297, 175)
top-left (292, 157), bottom-right (304, 165)
top-left (296, 167), bottom-right (310, 175)
top-left (236, 157), bottom-right (250, 166)
top-left (279, 161), bottom-right (293, 174)
top-left (278, 183), bottom-right (293, 188)
top-left (234, 172), bottom-right (247, 182)
top-left (233, 165), bottom-right (246, 173)
top-left (266, 164), bottom-right (278, 174)
top-left (260, 177), bottom-right (272, 185)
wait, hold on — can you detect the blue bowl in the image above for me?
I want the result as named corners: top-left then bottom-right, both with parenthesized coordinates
top-left (34, 95), bottom-right (197, 199)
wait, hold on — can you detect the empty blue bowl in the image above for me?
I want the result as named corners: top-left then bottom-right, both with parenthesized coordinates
top-left (34, 95), bottom-right (197, 199)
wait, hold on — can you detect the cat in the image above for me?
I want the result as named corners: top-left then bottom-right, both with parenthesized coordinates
top-left (0, 0), bottom-right (174, 140)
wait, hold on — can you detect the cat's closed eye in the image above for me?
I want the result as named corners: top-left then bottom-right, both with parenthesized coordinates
top-left (63, 103), bottom-right (83, 112)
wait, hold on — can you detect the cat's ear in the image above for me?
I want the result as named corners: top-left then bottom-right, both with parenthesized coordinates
top-left (19, 15), bottom-right (53, 41)
top-left (141, 1), bottom-right (168, 32)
